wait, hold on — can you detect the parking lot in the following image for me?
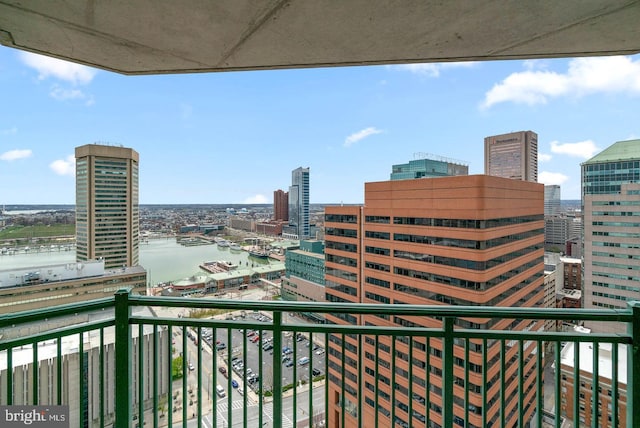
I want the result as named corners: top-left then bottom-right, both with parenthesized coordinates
top-left (193, 311), bottom-right (326, 396)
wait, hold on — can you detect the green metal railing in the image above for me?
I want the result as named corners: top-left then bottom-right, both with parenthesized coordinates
top-left (1, 289), bottom-right (639, 427)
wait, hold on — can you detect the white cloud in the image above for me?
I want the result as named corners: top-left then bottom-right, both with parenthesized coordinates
top-left (0, 149), bottom-right (32, 161)
top-left (538, 153), bottom-right (552, 162)
top-left (0, 127), bottom-right (17, 135)
top-left (550, 140), bottom-right (600, 159)
top-left (50, 155), bottom-right (75, 176)
top-left (394, 61), bottom-right (477, 77)
top-left (50, 86), bottom-right (85, 101)
top-left (482, 56), bottom-right (640, 108)
top-left (19, 52), bottom-right (97, 85)
top-left (539, 171), bottom-right (569, 186)
top-left (243, 194), bottom-right (268, 204)
top-left (344, 127), bottom-right (383, 147)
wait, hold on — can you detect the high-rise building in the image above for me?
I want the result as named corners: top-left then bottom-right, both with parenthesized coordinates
top-left (581, 139), bottom-right (640, 331)
top-left (288, 167), bottom-right (310, 239)
top-left (484, 130), bottom-right (538, 182)
top-left (390, 153), bottom-right (468, 180)
top-left (544, 185), bottom-right (561, 215)
top-left (325, 175), bottom-right (545, 428)
top-left (273, 189), bottom-right (289, 221)
top-left (75, 144), bottom-right (140, 269)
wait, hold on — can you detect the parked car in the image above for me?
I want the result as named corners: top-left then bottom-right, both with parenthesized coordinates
top-left (312, 368), bottom-right (322, 376)
top-left (219, 366), bottom-right (227, 376)
top-left (231, 379), bottom-right (238, 388)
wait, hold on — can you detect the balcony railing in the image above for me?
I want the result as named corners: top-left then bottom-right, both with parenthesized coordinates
top-left (1, 289), bottom-right (639, 428)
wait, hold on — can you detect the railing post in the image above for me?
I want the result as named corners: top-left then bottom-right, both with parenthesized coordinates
top-left (273, 311), bottom-right (283, 428)
top-left (443, 317), bottom-right (454, 428)
top-left (628, 301), bottom-right (640, 428)
top-left (115, 288), bottom-right (132, 428)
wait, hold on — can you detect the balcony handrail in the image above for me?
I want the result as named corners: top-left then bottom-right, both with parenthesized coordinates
top-left (1, 290), bottom-right (638, 428)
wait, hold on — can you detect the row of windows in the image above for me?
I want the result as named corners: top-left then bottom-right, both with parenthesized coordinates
top-left (325, 214), bottom-right (358, 223)
top-left (593, 241), bottom-right (640, 249)
top-left (393, 214), bottom-right (542, 229)
top-left (593, 231), bottom-right (640, 238)
top-left (592, 251), bottom-right (640, 261)
top-left (593, 261), bottom-right (640, 270)
top-left (593, 271), bottom-right (640, 282)
top-left (325, 227), bottom-right (357, 238)
top-left (393, 228), bottom-right (543, 250)
top-left (593, 200), bottom-right (640, 206)
top-left (592, 221), bottom-right (640, 227)
top-left (592, 281), bottom-right (640, 293)
top-left (325, 280), bottom-right (358, 296)
top-left (325, 241), bottom-right (357, 253)
top-left (394, 258), bottom-right (542, 291)
top-left (393, 243), bottom-right (542, 271)
top-left (592, 211), bottom-right (640, 216)
top-left (325, 267), bottom-right (357, 283)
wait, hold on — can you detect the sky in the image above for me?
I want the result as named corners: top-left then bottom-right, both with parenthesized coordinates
top-left (1, 45), bottom-right (639, 205)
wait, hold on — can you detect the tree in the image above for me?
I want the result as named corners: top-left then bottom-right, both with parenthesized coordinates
top-left (172, 356), bottom-right (184, 380)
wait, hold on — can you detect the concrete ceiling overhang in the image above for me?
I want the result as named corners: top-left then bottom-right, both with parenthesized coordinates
top-left (1, 0), bottom-right (639, 75)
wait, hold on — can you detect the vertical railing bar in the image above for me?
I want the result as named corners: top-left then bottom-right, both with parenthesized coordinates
top-left (391, 335), bottom-right (396, 428)
top-left (258, 324), bottom-right (263, 428)
top-left (628, 301), bottom-right (640, 428)
top-left (324, 331), bottom-right (329, 428)
top-left (79, 332), bottom-right (84, 427)
top-left (242, 329), bottom-right (251, 427)
top-left (137, 324), bottom-right (145, 426)
top-left (197, 327), bottom-right (203, 426)
top-left (6, 349), bottom-right (12, 405)
top-left (56, 339), bottom-right (61, 405)
top-left (310, 331), bottom-right (315, 428)
top-left (554, 338), bottom-right (561, 428)
top-left (426, 337), bottom-right (431, 426)
top-left (535, 340), bottom-right (543, 428)
top-left (374, 335), bottom-right (379, 428)
top-left (114, 289), bottom-right (132, 427)
top-left (245, 327), bottom-right (251, 428)
top-left (592, 340), bottom-right (599, 428)
top-left (340, 333), bottom-right (346, 428)
top-left (273, 311), bottom-right (283, 428)
top-left (212, 326), bottom-right (218, 428)
top-left (153, 322), bottom-right (159, 428)
top-left (500, 339), bottom-right (505, 428)
top-left (167, 324), bottom-right (173, 428)
top-left (612, 342), bottom-right (619, 428)
top-left (573, 339), bottom-right (580, 428)
top-left (226, 327), bottom-right (232, 428)
top-left (481, 338), bottom-right (487, 428)
top-left (518, 339), bottom-right (524, 428)
top-left (182, 326), bottom-right (187, 427)
top-left (464, 339), bottom-right (469, 427)
top-left (443, 317), bottom-right (454, 428)
top-left (293, 328), bottom-right (298, 426)
top-left (32, 339), bottom-right (38, 405)
top-left (408, 337), bottom-right (414, 428)
top-left (100, 328), bottom-right (105, 428)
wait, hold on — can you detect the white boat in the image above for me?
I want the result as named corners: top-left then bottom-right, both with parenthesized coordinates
top-left (217, 239), bottom-right (229, 248)
top-left (230, 243), bottom-right (242, 251)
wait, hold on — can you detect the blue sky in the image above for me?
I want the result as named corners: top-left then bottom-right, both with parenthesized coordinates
top-left (1, 45), bottom-right (639, 204)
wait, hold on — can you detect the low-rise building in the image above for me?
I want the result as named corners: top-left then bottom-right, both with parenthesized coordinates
top-left (560, 326), bottom-right (627, 427)
top-left (0, 260), bottom-right (147, 313)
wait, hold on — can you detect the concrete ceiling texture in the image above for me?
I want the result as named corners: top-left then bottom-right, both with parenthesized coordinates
top-left (0, 0), bottom-right (639, 75)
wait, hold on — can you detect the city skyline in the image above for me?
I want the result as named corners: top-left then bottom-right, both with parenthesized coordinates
top-left (1, 45), bottom-right (640, 204)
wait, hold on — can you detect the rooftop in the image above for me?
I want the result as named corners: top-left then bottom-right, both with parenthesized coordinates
top-left (583, 139), bottom-right (640, 164)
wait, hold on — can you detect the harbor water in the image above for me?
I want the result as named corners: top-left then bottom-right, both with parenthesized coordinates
top-left (0, 238), bottom-right (273, 285)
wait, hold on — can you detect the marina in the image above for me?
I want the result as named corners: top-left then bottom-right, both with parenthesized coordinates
top-left (0, 238), bottom-right (277, 286)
